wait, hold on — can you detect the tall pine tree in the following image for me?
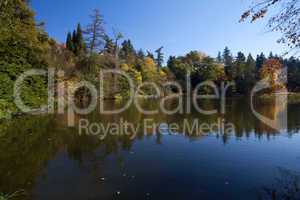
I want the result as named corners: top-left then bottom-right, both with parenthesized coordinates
top-left (223, 47), bottom-right (234, 80)
top-left (103, 35), bottom-right (115, 55)
top-left (155, 46), bottom-right (164, 71)
top-left (256, 53), bottom-right (266, 72)
top-left (119, 39), bottom-right (136, 65)
top-left (223, 47), bottom-right (233, 66)
top-left (65, 23), bottom-right (86, 56)
top-left (217, 51), bottom-right (222, 63)
top-left (74, 23), bottom-right (86, 56)
top-left (66, 32), bottom-right (74, 52)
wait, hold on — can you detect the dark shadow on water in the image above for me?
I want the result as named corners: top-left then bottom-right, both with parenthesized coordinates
top-left (258, 168), bottom-right (300, 200)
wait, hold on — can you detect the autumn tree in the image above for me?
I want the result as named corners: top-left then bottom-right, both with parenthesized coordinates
top-left (240, 0), bottom-right (300, 52)
top-left (260, 59), bottom-right (285, 92)
top-left (141, 57), bottom-right (158, 81)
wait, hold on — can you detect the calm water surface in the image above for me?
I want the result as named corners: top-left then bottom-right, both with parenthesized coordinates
top-left (0, 98), bottom-right (300, 200)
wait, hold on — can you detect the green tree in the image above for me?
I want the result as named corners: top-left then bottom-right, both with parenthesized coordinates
top-left (193, 57), bottom-right (224, 81)
top-left (72, 30), bottom-right (77, 49)
top-left (137, 49), bottom-right (145, 60)
top-left (168, 52), bottom-right (225, 90)
top-left (155, 46), bottom-right (164, 71)
top-left (223, 47), bottom-right (233, 66)
top-left (0, 0), bottom-right (49, 114)
top-left (119, 40), bottom-right (136, 65)
top-left (66, 32), bottom-right (74, 52)
top-left (184, 51), bottom-right (205, 64)
top-left (223, 47), bottom-right (234, 80)
top-left (120, 40), bottom-right (135, 57)
top-left (217, 51), bottom-right (222, 63)
top-left (234, 52), bottom-right (248, 94)
top-left (103, 35), bottom-right (115, 55)
top-left (256, 53), bottom-right (266, 72)
top-left (286, 57), bottom-right (300, 91)
top-left (236, 52), bottom-right (246, 63)
top-left (146, 51), bottom-right (155, 60)
top-left (167, 56), bottom-right (192, 87)
top-left (74, 23), bottom-right (86, 56)
top-left (235, 51), bottom-right (246, 77)
top-left (245, 54), bottom-right (256, 85)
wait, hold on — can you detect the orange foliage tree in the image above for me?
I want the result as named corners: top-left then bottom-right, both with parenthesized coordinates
top-left (260, 59), bottom-right (285, 92)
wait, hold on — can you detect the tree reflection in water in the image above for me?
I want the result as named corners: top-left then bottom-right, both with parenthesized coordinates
top-left (258, 168), bottom-right (300, 200)
top-left (0, 98), bottom-right (300, 199)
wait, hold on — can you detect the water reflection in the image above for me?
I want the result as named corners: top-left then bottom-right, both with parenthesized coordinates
top-left (0, 98), bottom-right (299, 199)
top-left (258, 168), bottom-right (300, 200)
top-left (67, 98), bottom-right (297, 140)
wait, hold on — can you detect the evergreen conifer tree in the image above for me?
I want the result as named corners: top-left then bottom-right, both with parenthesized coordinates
top-left (155, 47), bottom-right (164, 71)
top-left (66, 32), bottom-right (74, 52)
top-left (74, 23), bottom-right (86, 56)
top-left (217, 51), bottom-right (222, 63)
top-left (256, 53), bottom-right (266, 71)
top-left (223, 47), bottom-right (233, 66)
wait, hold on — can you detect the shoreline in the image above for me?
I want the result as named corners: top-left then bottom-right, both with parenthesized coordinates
top-left (1, 92), bottom-right (300, 123)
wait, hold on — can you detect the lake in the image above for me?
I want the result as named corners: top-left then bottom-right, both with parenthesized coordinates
top-left (0, 98), bottom-right (300, 200)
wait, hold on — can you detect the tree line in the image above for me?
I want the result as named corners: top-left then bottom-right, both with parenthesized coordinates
top-left (168, 47), bottom-right (300, 94)
top-left (0, 1), bottom-right (300, 117)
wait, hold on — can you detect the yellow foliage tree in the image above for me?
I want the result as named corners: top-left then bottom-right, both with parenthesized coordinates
top-left (120, 63), bottom-right (130, 71)
top-left (141, 57), bottom-right (159, 81)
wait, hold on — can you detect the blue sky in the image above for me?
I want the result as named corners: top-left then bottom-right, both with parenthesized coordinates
top-left (31, 0), bottom-right (286, 59)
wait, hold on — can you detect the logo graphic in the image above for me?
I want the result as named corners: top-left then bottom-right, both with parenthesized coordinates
top-left (0, 67), bottom-right (288, 134)
top-left (250, 68), bottom-right (288, 131)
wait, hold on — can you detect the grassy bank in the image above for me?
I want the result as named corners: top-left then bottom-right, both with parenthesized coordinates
top-left (0, 190), bottom-right (25, 200)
